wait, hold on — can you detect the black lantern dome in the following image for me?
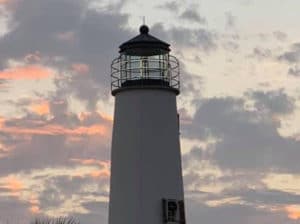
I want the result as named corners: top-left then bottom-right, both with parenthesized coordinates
top-left (119, 25), bottom-right (170, 56)
top-left (111, 25), bottom-right (180, 96)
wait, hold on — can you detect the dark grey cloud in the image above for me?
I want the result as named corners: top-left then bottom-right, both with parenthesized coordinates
top-left (151, 23), bottom-right (217, 53)
top-left (38, 174), bottom-right (109, 212)
top-left (278, 43), bottom-right (300, 63)
top-left (247, 89), bottom-right (295, 115)
top-left (182, 95), bottom-right (300, 172)
top-left (226, 188), bottom-right (300, 206)
top-left (0, 110), bottom-right (111, 175)
top-left (288, 65), bottom-right (300, 77)
top-left (0, 0), bottom-right (133, 107)
top-left (0, 0), bottom-right (85, 63)
top-left (180, 64), bottom-right (202, 101)
top-left (278, 52), bottom-right (300, 63)
top-left (185, 198), bottom-right (297, 224)
top-left (0, 134), bottom-right (70, 174)
top-left (0, 196), bottom-right (30, 223)
top-left (180, 9), bottom-right (206, 24)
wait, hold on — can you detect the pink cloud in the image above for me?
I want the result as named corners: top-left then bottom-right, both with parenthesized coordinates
top-left (0, 0), bottom-right (10, 4)
top-left (24, 52), bottom-right (42, 63)
top-left (1, 123), bottom-right (109, 136)
top-left (29, 206), bottom-right (40, 214)
top-left (71, 63), bottom-right (90, 75)
top-left (70, 158), bottom-right (110, 168)
top-left (71, 159), bottom-right (110, 179)
top-left (0, 108), bottom-right (114, 139)
top-left (0, 65), bottom-right (54, 80)
top-left (0, 176), bottom-right (25, 198)
top-left (56, 31), bottom-right (75, 42)
top-left (78, 111), bottom-right (113, 122)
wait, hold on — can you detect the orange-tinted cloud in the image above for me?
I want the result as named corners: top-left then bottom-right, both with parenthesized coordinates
top-left (98, 111), bottom-right (113, 122)
top-left (0, 176), bottom-right (25, 197)
top-left (4, 177), bottom-right (24, 192)
top-left (71, 159), bottom-right (110, 179)
top-left (0, 0), bottom-right (10, 4)
top-left (30, 101), bottom-right (50, 115)
top-left (79, 111), bottom-right (113, 122)
top-left (71, 158), bottom-right (110, 168)
top-left (29, 205), bottom-right (40, 214)
top-left (89, 169), bottom-right (110, 179)
top-left (286, 205), bottom-right (300, 220)
top-left (0, 65), bottom-right (54, 80)
top-left (28, 194), bottom-right (40, 214)
top-left (71, 63), bottom-right (90, 74)
top-left (0, 109), bottom-right (113, 138)
top-left (1, 123), bottom-right (109, 136)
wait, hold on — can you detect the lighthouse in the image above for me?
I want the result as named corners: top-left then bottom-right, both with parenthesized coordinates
top-left (109, 25), bottom-right (186, 224)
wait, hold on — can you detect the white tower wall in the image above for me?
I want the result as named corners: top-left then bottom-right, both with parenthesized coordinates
top-left (109, 88), bottom-right (184, 224)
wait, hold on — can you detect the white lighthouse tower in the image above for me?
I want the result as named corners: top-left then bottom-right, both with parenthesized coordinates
top-left (109, 25), bottom-right (186, 224)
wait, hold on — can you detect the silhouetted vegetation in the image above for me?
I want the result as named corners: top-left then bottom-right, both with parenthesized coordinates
top-left (31, 217), bottom-right (79, 224)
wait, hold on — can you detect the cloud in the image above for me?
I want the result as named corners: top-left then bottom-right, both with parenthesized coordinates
top-left (225, 12), bottom-right (236, 29)
top-left (286, 205), bottom-right (300, 220)
top-left (0, 0), bottom-right (10, 5)
top-left (2, 123), bottom-right (108, 136)
top-left (247, 89), bottom-right (295, 115)
top-left (1, 116), bottom-right (109, 136)
top-left (273, 31), bottom-right (288, 42)
top-left (182, 94), bottom-right (300, 172)
top-left (156, 1), bottom-right (180, 12)
top-left (71, 158), bottom-right (110, 179)
top-left (288, 66), bottom-right (300, 77)
top-left (185, 198), bottom-right (298, 224)
top-left (0, 196), bottom-right (30, 222)
top-left (225, 188), bottom-right (300, 206)
top-left (0, 0), bottom-right (132, 108)
top-left (0, 79), bottom-right (8, 91)
top-left (248, 47), bottom-right (272, 60)
top-left (0, 109), bottom-right (112, 175)
top-left (151, 23), bottom-right (217, 53)
top-left (222, 40), bottom-right (239, 52)
top-left (278, 43), bottom-right (300, 63)
top-left (0, 165), bottom-right (110, 218)
top-left (71, 63), bottom-right (90, 75)
top-left (180, 9), bottom-right (206, 24)
top-left (30, 100), bottom-right (50, 116)
top-left (0, 65), bottom-right (54, 80)
top-left (74, 201), bottom-right (108, 224)
top-left (0, 176), bottom-right (25, 195)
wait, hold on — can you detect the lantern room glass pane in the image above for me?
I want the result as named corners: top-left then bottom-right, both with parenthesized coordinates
top-left (119, 54), bottom-right (170, 81)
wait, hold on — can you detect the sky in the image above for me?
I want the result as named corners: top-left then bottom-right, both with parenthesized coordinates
top-left (0, 0), bottom-right (300, 223)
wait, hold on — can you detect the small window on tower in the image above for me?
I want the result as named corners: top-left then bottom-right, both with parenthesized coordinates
top-left (162, 199), bottom-right (186, 223)
top-left (163, 199), bottom-right (185, 223)
top-left (167, 200), bottom-right (177, 222)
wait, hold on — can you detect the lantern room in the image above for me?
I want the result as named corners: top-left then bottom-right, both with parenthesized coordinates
top-left (111, 25), bottom-right (180, 95)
